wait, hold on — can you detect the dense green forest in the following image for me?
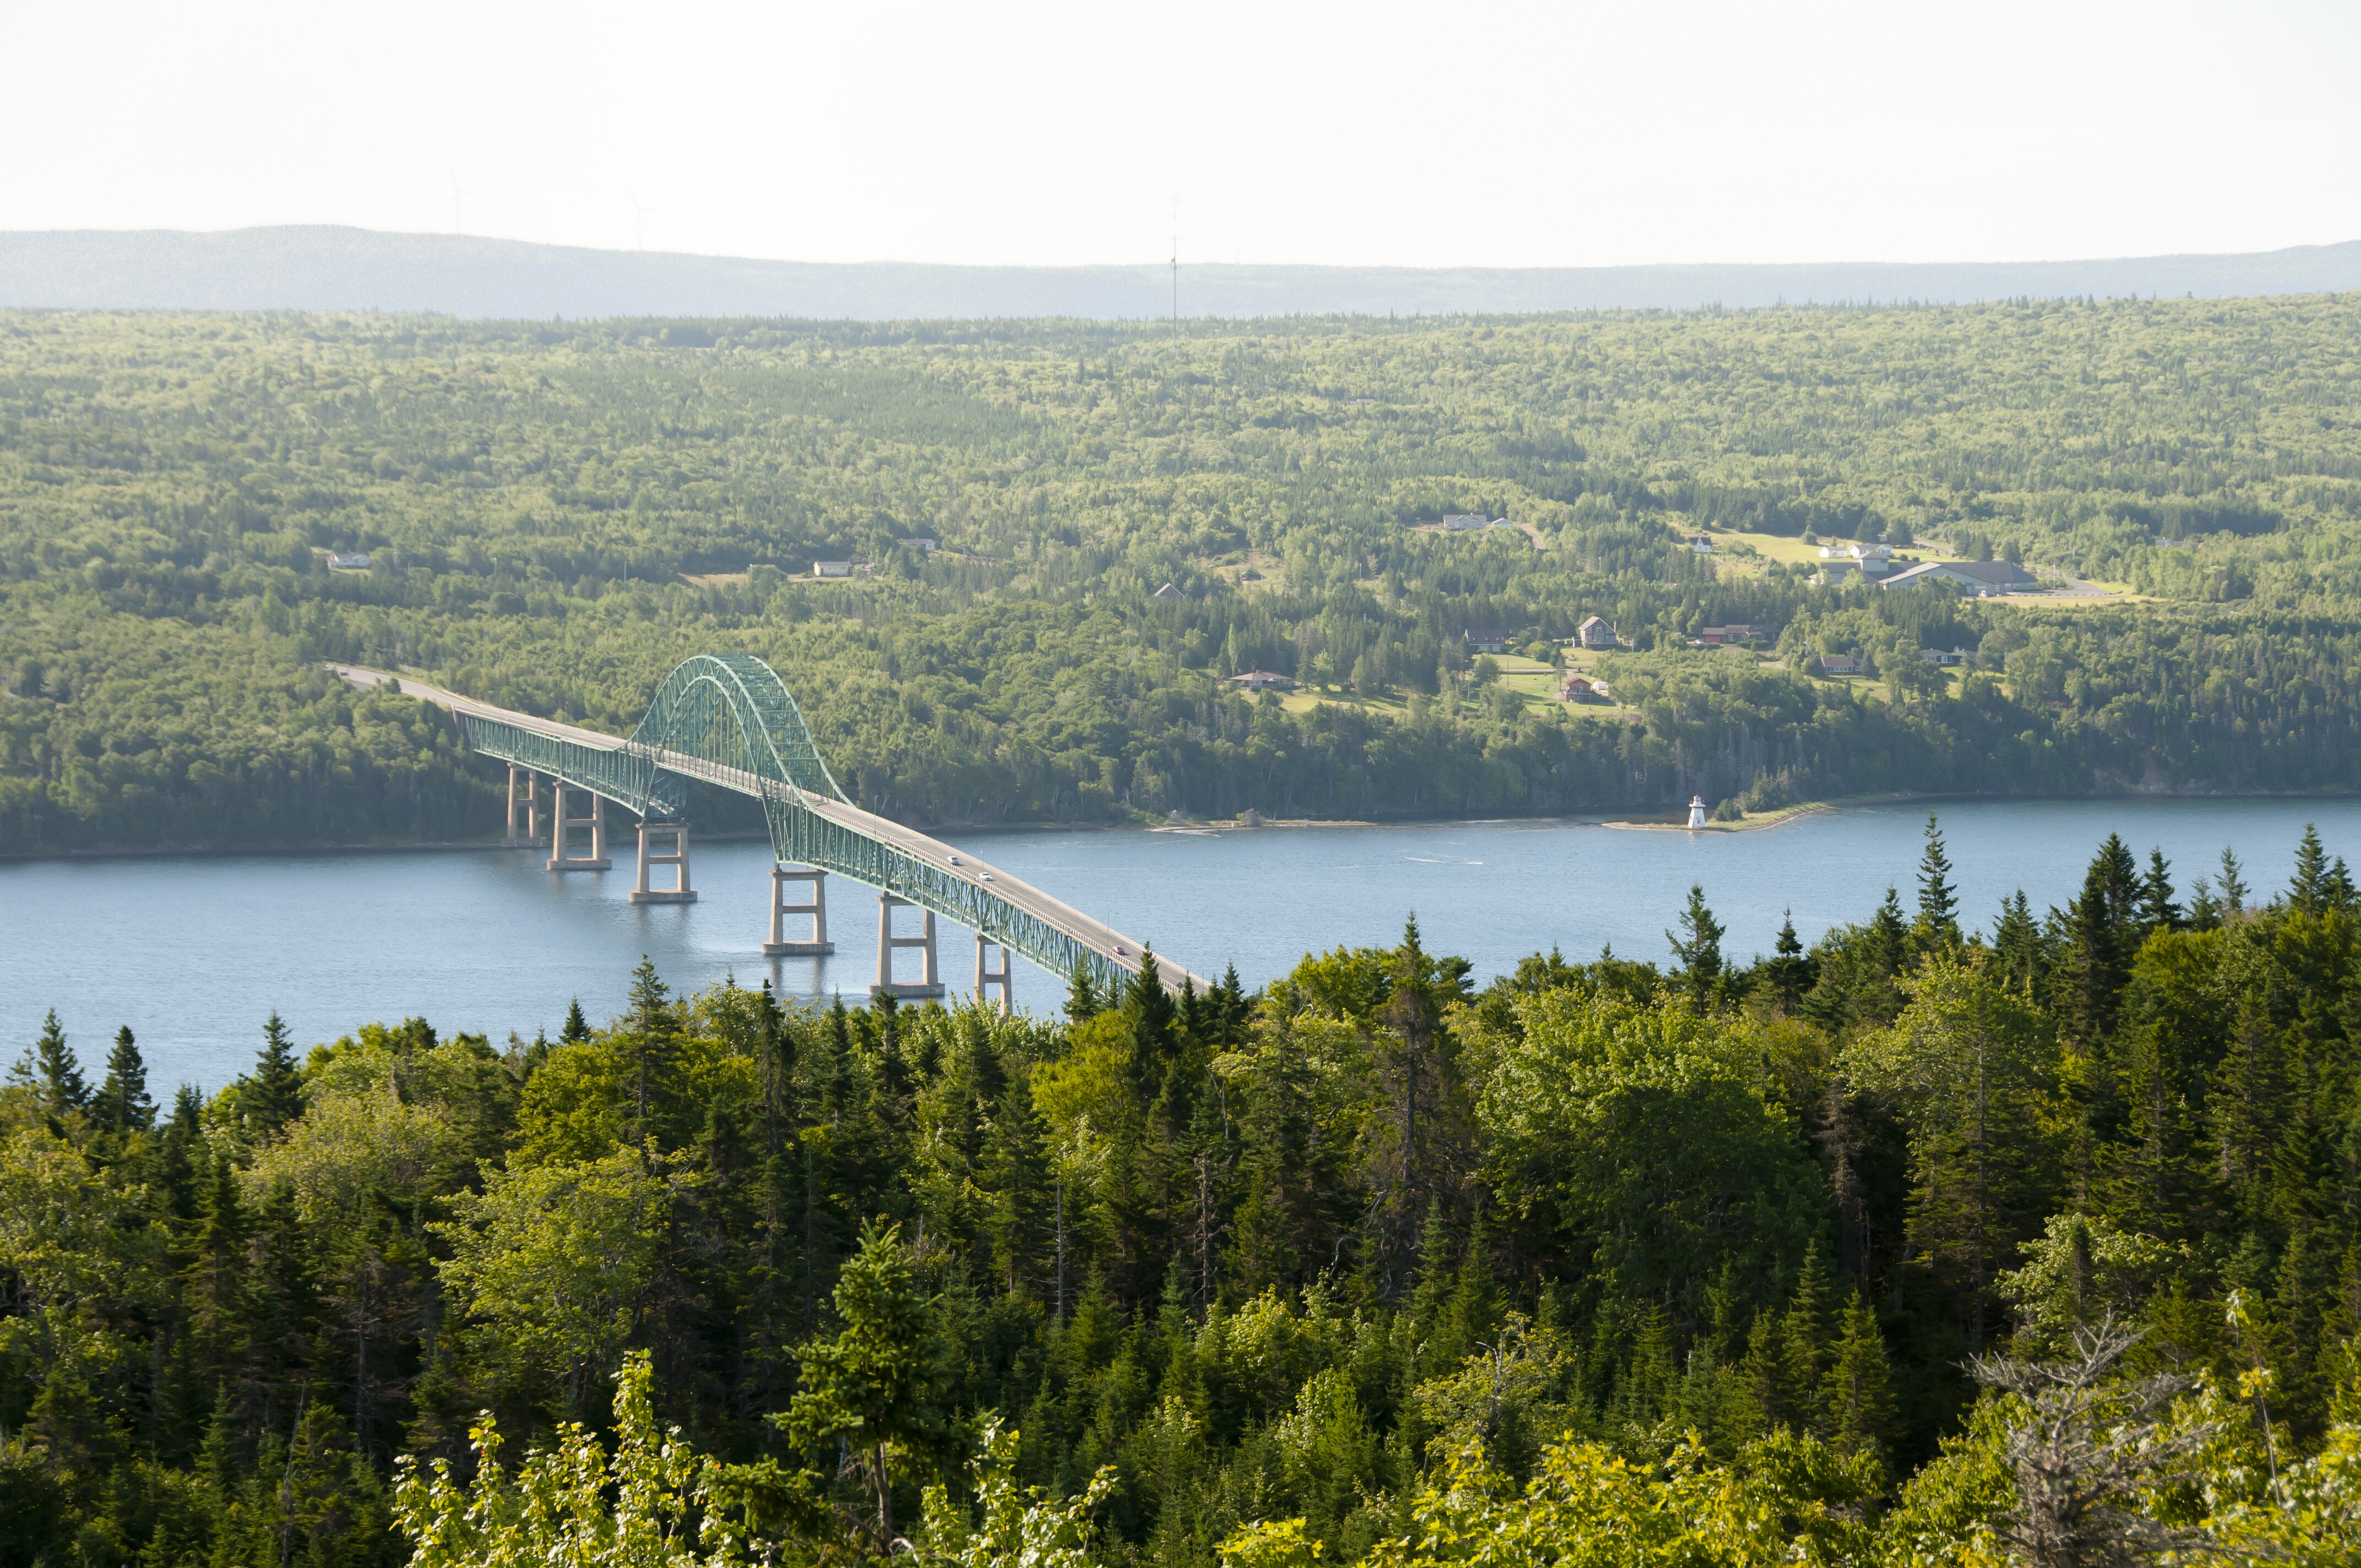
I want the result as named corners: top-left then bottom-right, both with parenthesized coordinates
top-left (6, 821), bottom-right (2361, 1565)
top-left (7, 297), bottom-right (2361, 851)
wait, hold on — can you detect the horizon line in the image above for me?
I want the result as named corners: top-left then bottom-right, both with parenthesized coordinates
top-left (7, 221), bottom-right (2357, 276)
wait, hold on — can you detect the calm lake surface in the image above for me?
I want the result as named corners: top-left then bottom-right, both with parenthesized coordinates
top-left (7, 797), bottom-right (2360, 1092)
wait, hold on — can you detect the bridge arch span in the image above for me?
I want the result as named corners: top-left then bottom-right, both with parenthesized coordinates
top-left (629, 654), bottom-right (847, 809)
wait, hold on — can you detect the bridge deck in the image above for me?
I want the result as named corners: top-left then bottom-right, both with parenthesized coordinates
top-left (332, 665), bottom-right (1201, 994)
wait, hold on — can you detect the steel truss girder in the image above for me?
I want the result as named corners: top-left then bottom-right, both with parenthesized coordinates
top-left (764, 788), bottom-right (1127, 1000)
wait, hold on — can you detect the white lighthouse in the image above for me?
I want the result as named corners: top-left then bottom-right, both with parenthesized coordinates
top-left (1687, 794), bottom-right (1710, 829)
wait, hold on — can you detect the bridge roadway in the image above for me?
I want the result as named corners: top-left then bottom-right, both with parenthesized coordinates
top-left (332, 664), bottom-right (1201, 995)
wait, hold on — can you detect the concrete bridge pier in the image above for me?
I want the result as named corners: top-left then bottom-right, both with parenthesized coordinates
top-left (874, 892), bottom-right (945, 1000)
top-left (629, 820), bottom-right (697, 904)
top-left (975, 935), bottom-right (1013, 1016)
top-left (764, 867), bottom-right (834, 956)
top-left (546, 784), bottom-right (611, 871)
top-left (503, 766), bottom-right (548, 847)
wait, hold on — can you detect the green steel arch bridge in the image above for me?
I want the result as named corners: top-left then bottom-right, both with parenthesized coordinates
top-left (331, 658), bottom-right (1199, 1001)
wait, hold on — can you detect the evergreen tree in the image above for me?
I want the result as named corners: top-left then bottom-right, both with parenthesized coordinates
top-left (1065, 957), bottom-right (1101, 1022)
top-left (1822, 1292), bottom-right (1897, 1471)
top-left (620, 957), bottom-right (676, 1145)
top-left (1124, 945), bottom-right (1179, 1095)
top-left (2061, 834), bottom-right (2140, 1044)
top-left (978, 1054), bottom-right (1051, 1297)
top-left (184, 1152), bottom-right (252, 1400)
top-left (28, 1009), bottom-right (89, 1119)
top-left (237, 1011), bottom-right (306, 1138)
top-left (780, 1221), bottom-right (946, 1551)
top-left (1765, 910), bottom-right (1812, 1014)
top-left (1369, 917), bottom-right (1473, 1276)
top-left (1778, 1242), bottom-right (1835, 1435)
top-left (559, 997), bottom-right (591, 1043)
top-left (2218, 846), bottom-right (2250, 915)
top-left (2288, 823), bottom-right (2349, 914)
top-left (1668, 884), bottom-right (1726, 1008)
top-left (1849, 957), bottom-right (2056, 1350)
top-left (1993, 890), bottom-right (2043, 996)
top-left (2136, 848), bottom-right (2182, 934)
top-left (90, 1023), bottom-right (153, 1137)
top-left (2185, 876), bottom-right (2223, 932)
top-left (1724, 1311), bottom-right (1783, 1440)
top-left (1914, 814), bottom-right (1960, 950)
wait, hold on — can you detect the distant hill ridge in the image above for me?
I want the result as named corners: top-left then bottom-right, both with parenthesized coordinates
top-left (3, 225), bottom-right (2359, 322)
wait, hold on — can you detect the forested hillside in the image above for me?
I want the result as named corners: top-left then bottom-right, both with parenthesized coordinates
top-left (7, 298), bottom-right (2361, 851)
top-left (6, 824), bottom-right (2361, 1565)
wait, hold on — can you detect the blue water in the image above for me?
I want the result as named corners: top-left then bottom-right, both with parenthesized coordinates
top-left (4, 798), bottom-right (2358, 1093)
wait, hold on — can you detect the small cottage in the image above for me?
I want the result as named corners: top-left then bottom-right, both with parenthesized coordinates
top-left (1228, 669), bottom-right (1293, 693)
top-left (1460, 629), bottom-right (1511, 655)
top-left (1576, 616), bottom-right (1620, 650)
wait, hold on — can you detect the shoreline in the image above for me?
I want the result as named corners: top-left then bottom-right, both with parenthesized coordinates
top-left (1603, 799), bottom-right (1842, 833)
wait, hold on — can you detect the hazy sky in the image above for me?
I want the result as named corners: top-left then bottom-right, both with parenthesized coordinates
top-left (6, 0), bottom-right (2356, 269)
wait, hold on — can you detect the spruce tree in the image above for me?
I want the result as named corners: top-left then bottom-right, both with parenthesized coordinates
top-left (1725, 1312), bottom-right (1782, 1439)
top-left (2063, 835), bottom-right (2140, 1043)
top-left (978, 1058), bottom-right (1051, 1297)
top-left (29, 1009), bottom-right (89, 1119)
top-left (559, 997), bottom-right (591, 1043)
top-left (2185, 877), bottom-right (2223, 932)
top-left (1065, 958), bottom-right (1100, 1022)
top-left (1668, 884), bottom-right (1726, 1008)
top-left (1915, 814), bottom-right (1960, 949)
top-left (1823, 1292), bottom-right (1897, 1471)
top-left (1779, 1241), bottom-right (1835, 1435)
top-left (621, 957), bottom-right (675, 1145)
top-left (1767, 908), bottom-right (1812, 1012)
top-left (185, 1152), bottom-right (250, 1373)
top-left (2288, 823), bottom-right (2351, 914)
top-left (1993, 890), bottom-right (2043, 994)
top-left (1124, 945), bottom-right (1178, 1097)
top-left (2136, 848), bottom-right (2182, 934)
top-left (238, 1012), bottom-right (306, 1138)
top-left (2218, 846), bottom-right (2250, 915)
top-left (91, 1024), bottom-right (153, 1136)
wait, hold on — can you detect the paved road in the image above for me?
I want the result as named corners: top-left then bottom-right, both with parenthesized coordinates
top-left (331, 664), bottom-right (1202, 993)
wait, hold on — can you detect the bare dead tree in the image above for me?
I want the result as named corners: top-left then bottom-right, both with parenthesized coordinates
top-left (1970, 1315), bottom-right (2221, 1567)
